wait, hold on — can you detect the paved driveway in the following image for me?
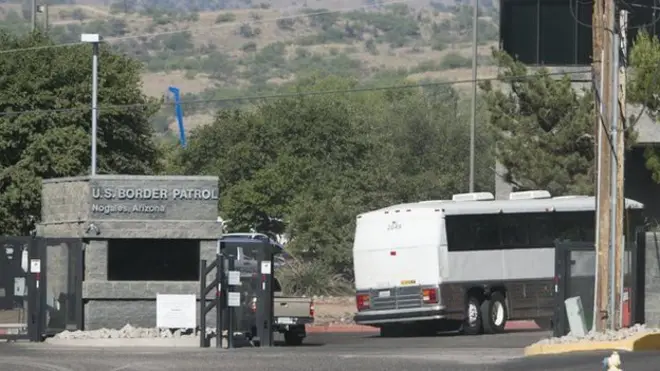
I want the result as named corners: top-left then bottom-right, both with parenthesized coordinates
top-left (0, 331), bottom-right (657, 371)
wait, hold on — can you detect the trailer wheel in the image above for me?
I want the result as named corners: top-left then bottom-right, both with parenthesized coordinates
top-left (481, 292), bottom-right (507, 334)
top-left (463, 295), bottom-right (483, 335)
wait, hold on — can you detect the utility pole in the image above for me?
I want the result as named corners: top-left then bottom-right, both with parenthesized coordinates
top-left (613, 9), bottom-right (628, 330)
top-left (44, 3), bottom-right (49, 33)
top-left (31, 0), bottom-right (37, 32)
top-left (593, 0), bottom-right (614, 332)
top-left (608, 29), bottom-right (620, 331)
top-left (468, 0), bottom-right (478, 192)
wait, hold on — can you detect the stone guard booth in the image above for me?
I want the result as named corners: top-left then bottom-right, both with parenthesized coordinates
top-left (38, 175), bottom-right (220, 330)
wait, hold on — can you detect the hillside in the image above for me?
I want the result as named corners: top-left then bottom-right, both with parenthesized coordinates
top-left (0, 0), bottom-right (500, 135)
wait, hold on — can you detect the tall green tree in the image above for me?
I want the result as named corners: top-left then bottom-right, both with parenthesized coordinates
top-left (480, 51), bottom-right (595, 196)
top-left (177, 75), bottom-right (494, 277)
top-left (0, 31), bottom-right (160, 235)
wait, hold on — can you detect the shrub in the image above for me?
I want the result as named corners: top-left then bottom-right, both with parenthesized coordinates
top-left (276, 257), bottom-right (352, 297)
top-left (440, 52), bottom-right (472, 69)
top-left (215, 13), bottom-right (236, 23)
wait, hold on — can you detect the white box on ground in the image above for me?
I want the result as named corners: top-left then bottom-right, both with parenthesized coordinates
top-left (228, 271), bottom-right (241, 286)
top-left (564, 296), bottom-right (588, 337)
top-left (156, 294), bottom-right (196, 329)
top-left (227, 292), bottom-right (241, 307)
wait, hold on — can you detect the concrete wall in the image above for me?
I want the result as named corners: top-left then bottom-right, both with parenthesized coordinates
top-left (38, 175), bottom-right (221, 330)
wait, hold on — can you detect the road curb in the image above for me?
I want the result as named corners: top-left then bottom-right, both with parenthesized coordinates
top-left (306, 324), bottom-right (379, 333)
top-left (524, 332), bottom-right (660, 356)
top-left (306, 320), bottom-right (540, 334)
top-left (504, 321), bottom-right (540, 330)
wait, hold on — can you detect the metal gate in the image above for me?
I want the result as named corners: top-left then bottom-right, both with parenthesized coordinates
top-left (0, 237), bottom-right (39, 341)
top-left (553, 234), bottom-right (645, 337)
top-left (220, 234), bottom-right (276, 346)
top-left (0, 237), bottom-right (82, 341)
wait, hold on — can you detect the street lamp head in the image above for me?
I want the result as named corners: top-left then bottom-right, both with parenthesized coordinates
top-left (80, 33), bottom-right (101, 43)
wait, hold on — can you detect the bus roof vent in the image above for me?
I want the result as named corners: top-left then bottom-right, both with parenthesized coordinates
top-left (451, 192), bottom-right (495, 202)
top-left (553, 195), bottom-right (588, 200)
top-left (509, 190), bottom-right (552, 200)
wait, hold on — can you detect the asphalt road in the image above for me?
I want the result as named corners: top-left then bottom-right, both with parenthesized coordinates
top-left (0, 331), bottom-right (658, 371)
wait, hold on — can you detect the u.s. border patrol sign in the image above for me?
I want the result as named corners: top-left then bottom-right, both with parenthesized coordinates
top-left (89, 177), bottom-right (219, 220)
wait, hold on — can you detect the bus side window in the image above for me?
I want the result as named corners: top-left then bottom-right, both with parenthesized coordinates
top-left (576, 211), bottom-right (595, 241)
top-left (555, 212), bottom-right (588, 241)
top-left (529, 213), bottom-right (554, 245)
top-left (473, 214), bottom-right (500, 250)
top-left (446, 215), bottom-right (474, 251)
top-left (500, 214), bottom-right (528, 246)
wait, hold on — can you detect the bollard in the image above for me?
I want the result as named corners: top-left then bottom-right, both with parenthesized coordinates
top-left (602, 351), bottom-right (622, 371)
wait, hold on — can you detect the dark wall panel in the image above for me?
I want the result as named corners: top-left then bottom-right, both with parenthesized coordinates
top-left (500, 0), bottom-right (593, 65)
top-left (539, 0), bottom-right (576, 64)
top-left (501, 0), bottom-right (539, 64)
top-left (501, 0), bottom-right (660, 66)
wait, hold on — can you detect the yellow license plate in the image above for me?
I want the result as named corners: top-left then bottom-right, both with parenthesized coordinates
top-left (400, 280), bottom-right (416, 286)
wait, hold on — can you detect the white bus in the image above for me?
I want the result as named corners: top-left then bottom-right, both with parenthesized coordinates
top-left (352, 190), bottom-right (644, 336)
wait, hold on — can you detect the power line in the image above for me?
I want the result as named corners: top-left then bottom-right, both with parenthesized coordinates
top-left (0, 0), bottom-right (414, 55)
top-left (0, 69), bottom-right (592, 118)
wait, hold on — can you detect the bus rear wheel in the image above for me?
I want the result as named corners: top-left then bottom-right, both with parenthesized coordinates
top-left (463, 295), bottom-right (483, 335)
top-left (481, 292), bottom-right (508, 334)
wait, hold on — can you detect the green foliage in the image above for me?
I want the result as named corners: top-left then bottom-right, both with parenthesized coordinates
top-left (215, 12), bottom-right (236, 23)
top-left (440, 52), bottom-right (472, 69)
top-left (241, 41), bottom-right (258, 52)
top-left (480, 51), bottom-right (595, 195)
top-left (0, 31), bottom-right (160, 235)
top-left (628, 31), bottom-right (660, 183)
top-left (431, 38), bottom-right (448, 51)
top-left (162, 32), bottom-right (195, 52)
top-left (364, 39), bottom-right (378, 55)
top-left (276, 18), bottom-right (296, 31)
top-left (303, 8), bottom-right (340, 30)
top-left (175, 75), bottom-right (494, 276)
top-left (0, 3), bottom-right (504, 143)
top-left (345, 8), bottom-right (421, 48)
top-left (276, 257), bottom-right (352, 296)
top-left (239, 23), bottom-right (261, 38)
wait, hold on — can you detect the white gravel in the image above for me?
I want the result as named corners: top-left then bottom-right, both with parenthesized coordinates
top-left (533, 323), bottom-right (660, 345)
top-left (51, 324), bottom-right (209, 340)
top-left (45, 324), bottom-right (255, 348)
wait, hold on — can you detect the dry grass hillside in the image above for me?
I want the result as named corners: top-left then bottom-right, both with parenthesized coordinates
top-left (0, 0), bottom-right (500, 132)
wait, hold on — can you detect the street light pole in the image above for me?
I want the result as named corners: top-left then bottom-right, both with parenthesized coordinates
top-left (37, 4), bottom-right (49, 33)
top-left (468, 0), bottom-right (479, 192)
top-left (81, 34), bottom-right (101, 176)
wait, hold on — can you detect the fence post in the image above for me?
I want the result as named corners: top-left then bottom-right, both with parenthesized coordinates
top-left (199, 259), bottom-right (207, 348)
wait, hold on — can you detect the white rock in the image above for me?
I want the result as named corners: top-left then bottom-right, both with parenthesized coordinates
top-left (51, 324), bottom-right (218, 341)
top-left (532, 323), bottom-right (658, 346)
